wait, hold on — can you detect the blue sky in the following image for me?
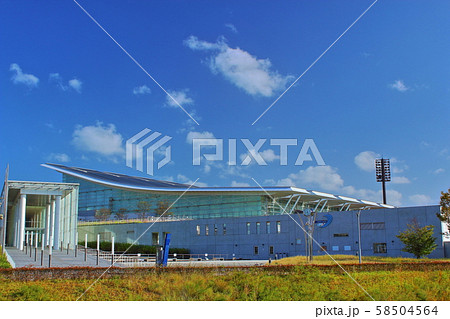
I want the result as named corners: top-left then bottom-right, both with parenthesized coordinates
top-left (1, 0), bottom-right (449, 207)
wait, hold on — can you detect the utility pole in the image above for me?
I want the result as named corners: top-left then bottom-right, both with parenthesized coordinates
top-left (376, 158), bottom-right (391, 204)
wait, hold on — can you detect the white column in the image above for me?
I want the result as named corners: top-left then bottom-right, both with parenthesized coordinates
top-left (53, 195), bottom-right (61, 250)
top-left (13, 205), bottom-right (18, 248)
top-left (49, 199), bottom-right (55, 247)
top-left (19, 194), bottom-right (26, 250)
top-left (45, 202), bottom-right (51, 245)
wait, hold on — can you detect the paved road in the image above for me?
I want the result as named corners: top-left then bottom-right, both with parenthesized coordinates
top-left (5, 247), bottom-right (268, 268)
top-left (5, 247), bottom-right (113, 268)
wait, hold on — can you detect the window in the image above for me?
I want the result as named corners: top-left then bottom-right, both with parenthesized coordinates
top-left (152, 232), bottom-right (159, 245)
top-left (254, 246), bottom-right (259, 255)
top-left (333, 233), bottom-right (349, 237)
top-left (246, 222), bottom-right (251, 235)
top-left (344, 246), bottom-right (351, 251)
top-left (320, 246), bottom-right (327, 252)
top-left (276, 221), bottom-right (281, 234)
top-left (296, 238), bottom-right (302, 245)
top-left (223, 223), bottom-right (227, 235)
top-left (332, 246), bottom-right (339, 251)
top-left (196, 225), bottom-right (200, 236)
top-left (373, 243), bottom-right (387, 253)
top-left (269, 246), bottom-right (274, 254)
top-left (361, 222), bottom-right (385, 230)
top-left (205, 225), bottom-right (209, 236)
top-left (214, 224), bottom-right (218, 235)
top-left (256, 222), bottom-right (261, 234)
top-left (266, 221), bottom-right (271, 234)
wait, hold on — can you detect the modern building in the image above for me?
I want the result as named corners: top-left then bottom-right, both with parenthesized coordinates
top-left (36, 163), bottom-right (446, 259)
top-left (1, 163), bottom-right (446, 260)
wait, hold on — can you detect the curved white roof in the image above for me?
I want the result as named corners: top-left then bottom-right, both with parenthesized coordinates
top-left (42, 163), bottom-right (395, 211)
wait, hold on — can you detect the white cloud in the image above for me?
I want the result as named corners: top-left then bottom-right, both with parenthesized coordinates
top-left (354, 151), bottom-right (379, 172)
top-left (47, 153), bottom-right (70, 163)
top-left (184, 36), bottom-right (293, 97)
top-left (225, 23), bottom-right (238, 33)
top-left (433, 168), bottom-right (445, 175)
top-left (166, 89), bottom-right (194, 108)
top-left (239, 148), bottom-right (280, 165)
top-left (231, 181), bottom-right (250, 187)
top-left (72, 122), bottom-right (124, 157)
top-left (68, 79), bottom-right (82, 93)
top-left (49, 73), bottom-right (82, 93)
top-left (10, 63), bottom-right (39, 88)
top-left (276, 165), bottom-right (344, 192)
top-left (133, 85), bottom-right (151, 95)
top-left (272, 165), bottom-right (404, 205)
top-left (389, 80), bottom-right (409, 92)
top-left (176, 174), bottom-right (208, 187)
top-left (186, 130), bottom-right (215, 144)
top-left (392, 176), bottom-right (411, 184)
top-left (409, 194), bottom-right (433, 206)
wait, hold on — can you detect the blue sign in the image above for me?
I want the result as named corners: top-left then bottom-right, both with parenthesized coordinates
top-left (315, 214), bottom-right (333, 228)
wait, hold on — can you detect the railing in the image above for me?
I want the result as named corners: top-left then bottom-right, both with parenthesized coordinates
top-left (78, 215), bottom-right (193, 226)
top-left (88, 250), bottom-right (229, 267)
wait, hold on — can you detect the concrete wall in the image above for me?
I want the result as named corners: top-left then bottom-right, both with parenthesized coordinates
top-left (77, 205), bottom-right (446, 259)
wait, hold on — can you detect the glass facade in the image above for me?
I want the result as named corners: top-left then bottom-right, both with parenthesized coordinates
top-left (64, 175), bottom-right (268, 220)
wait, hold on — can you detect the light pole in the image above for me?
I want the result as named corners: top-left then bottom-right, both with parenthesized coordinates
top-left (376, 158), bottom-right (391, 204)
top-left (357, 210), bottom-right (362, 264)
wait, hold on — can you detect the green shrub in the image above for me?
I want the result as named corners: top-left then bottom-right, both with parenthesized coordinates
top-left (80, 241), bottom-right (189, 255)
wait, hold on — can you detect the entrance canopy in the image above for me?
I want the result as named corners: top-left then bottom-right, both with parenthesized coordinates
top-left (1, 180), bottom-right (78, 250)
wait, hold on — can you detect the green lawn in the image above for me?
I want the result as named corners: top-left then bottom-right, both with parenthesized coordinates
top-left (0, 249), bottom-right (11, 269)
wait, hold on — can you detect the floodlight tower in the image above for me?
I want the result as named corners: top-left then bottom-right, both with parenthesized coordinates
top-left (375, 158), bottom-right (391, 204)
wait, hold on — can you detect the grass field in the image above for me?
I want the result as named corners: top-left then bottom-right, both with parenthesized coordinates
top-left (0, 250), bottom-right (11, 269)
top-left (0, 262), bottom-right (449, 301)
top-left (270, 254), bottom-right (450, 265)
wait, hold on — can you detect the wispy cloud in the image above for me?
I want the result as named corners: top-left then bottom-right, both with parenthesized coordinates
top-left (49, 73), bottom-right (82, 93)
top-left (68, 79), bottom-right (82, 93)
top-left (392, 176), bottom-right (410, 184)
top-left (10, 63), bottom-right (39, 88)
top-left (433, 168), bottom-right (445, 175)
top-left (47, 153), bottom-right (70, 163)
top-left (186, 130), bottom-right (215, 144)
top-left (72, 122), bottom-right (124, 157)
top-left (389, 80), bottom-right (409, 92)
top-left (166, 89), bottom-right (194, 108)
top-left (133, 85), bottom-right (151, 95)
top-left (231, 181), bottom-right (250, 187)
top-left (409, 194), bottom-right (434, 206)
top-left (354, 151), bottom-right (379, 172)
top-left (225, 23), bottom-right (238, 33)
top-left (184, 36), bottom-right (293, 97)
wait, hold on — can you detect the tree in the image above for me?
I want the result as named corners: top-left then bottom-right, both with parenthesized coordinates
top-left (154, 200), bottom-right (173, 216)
top-left (396, 221), bottom-right (437, 258)
top-left (95, 208), bottom-right (111, 221)
top-left (436, 188), bottom-right (450, 235)
top-left (115, 208), bottom-right (127, 220)
top-left (136, 201), bottom-right (151, 220)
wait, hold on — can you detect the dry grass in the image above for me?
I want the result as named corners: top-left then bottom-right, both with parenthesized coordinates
top-left (270, 254), bottom-right (450, 265)
top-left (0, 264), bottom-right (449, 301)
